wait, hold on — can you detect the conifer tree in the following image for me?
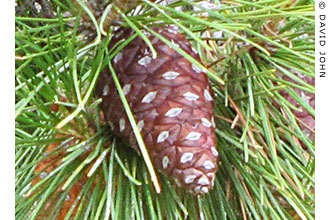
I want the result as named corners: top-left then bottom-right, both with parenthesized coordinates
top-left (15, 0), bottom-right (315, 219)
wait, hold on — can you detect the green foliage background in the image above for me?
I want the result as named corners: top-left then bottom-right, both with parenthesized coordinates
top-left (15, 0), bottom-right (315, 219)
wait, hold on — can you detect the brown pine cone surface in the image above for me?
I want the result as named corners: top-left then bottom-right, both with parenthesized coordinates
top-left (278, 73), bottom-right (315, 141)
top-left (96, 26), bottom-right (218, 194)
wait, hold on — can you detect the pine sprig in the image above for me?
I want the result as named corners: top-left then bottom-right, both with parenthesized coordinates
top-left (15, 0), bottom-right (314, 219)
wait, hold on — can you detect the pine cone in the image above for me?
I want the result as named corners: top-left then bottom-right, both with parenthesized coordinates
top-left (74, 0), bottom-right (140, 31)
top-left (96, 26), bottom-right (218, 194)
top-left (32, 135), bottom-right (90, 220)
top-left (278, 73), bottom-right (315, 141)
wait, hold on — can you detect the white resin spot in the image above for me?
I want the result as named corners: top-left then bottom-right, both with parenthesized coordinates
top-left (302, 129), bottom-right (312, 137)
top-left (198, 177), bottom-right (210, 185)
top-left (157, 131), bottom-right (169, 143)
top-left (201, 118), bottom-right (212, 127)
top-left (203, 160), bottom-right (215, 170)
top-left (170, 39), bottom-right (180, 48)
top-left (65, 194), bottom-right (71, 201)
top-left (211, 116), bottom-right (216, 128)
top-left (201, 186), bottom-right (209, 193)
top-left (192, 64), bottom-right (202, 73)
top-left (301, 91), bottom-right (311, 103)
top-left (169, 24), bottom-right (179, 30)
top-left (168, 28), bottom-right (178, 34)
top-left (162, 71), bottom-right (180, 80)
top-left (211, 146), bottom-right (219, 156)
top-left (162, 156), bottom-right (170, 169)
top-left (183, 92), bottom-right (199, 101)
top-left (194, 186), bottom-right (201, 193)
top-left (119, 118), bottom-right (125, 132)
top-left (142, 91), bottom-right (157, 103)
top-left (114, 52), bottom-right (123, 63)
top-left (138, 56), bottom-right (152, 66)
top-left (184, 175), bottom-right (197, 184)
top-left (103, 84), bottom-right (109, 96)
top-left (212, 31), bottom-right (223, 38)
top-left (40, 171), bottom-right (48, 179)
top-left (180, 152), bottom-right (194, 163)
top-left (165, 108), bottom-right (183, 117)
top-left (144, 48), bottom-right (149, 55)
top-left (204, 89), bottom-right (213, 101)
top-left (186, 132), bottom-right (202, 141)
top-left (192, 47), bottom-right (198, 54)
top-left (34, 2), bottom-right (42, 12)
top-left (142, 30), bottom-right (151, 37)
top-left (137, 120), bottom-right (144, 132)
top-left (123, 84), bottom-right (131, 95)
